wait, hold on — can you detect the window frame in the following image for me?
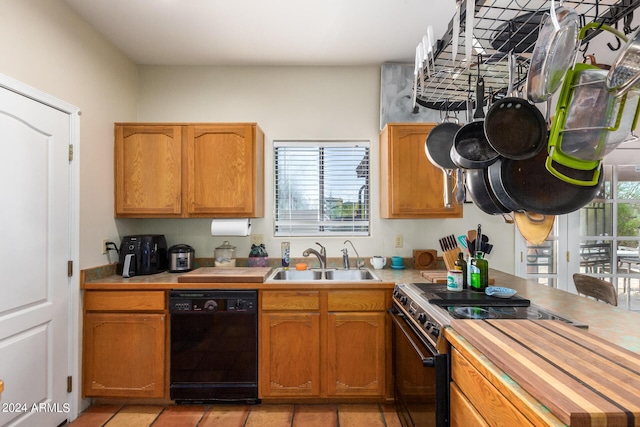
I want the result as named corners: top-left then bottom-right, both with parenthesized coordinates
top-left (273, 140), bottom-right (370, 237)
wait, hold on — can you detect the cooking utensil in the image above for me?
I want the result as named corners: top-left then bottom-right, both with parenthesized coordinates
top-left (451, 121), bottom-right (499, 169)
top-left (455, 168), bottom-right (466, 205)
top-left (474, 60), bottom-right (485, 119)
top-left (488, 149), bottom-right (603, 215)
top-left (514, 212), bottom-right (555, 245)
top-left (425, 111), bottom-right (461, 209)
top-left (465, 168), bottom-right (512, 215)
top-left (465, 0), bottom-right (474, 67)
top-left (526, 5), bottom-right (580, 103)
top-left (452, 0), bottom-right (461, 64)
top-left (607, 26), bottom-right (640, 96)
top-left (547, 62), bottom-right (640, 185)
top-left (485, 53), bottom-right (548, 160)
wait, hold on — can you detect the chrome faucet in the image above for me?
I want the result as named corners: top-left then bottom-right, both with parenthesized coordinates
top-left (342, 248), bottom-right (350, 269)
top-left (303, 242), bottom-right (327, 269)
top-left (344, 240), bottom-right (364, 269)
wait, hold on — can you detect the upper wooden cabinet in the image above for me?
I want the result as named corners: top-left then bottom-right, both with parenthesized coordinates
top-left (380, 123), bottom-right (463, 218)
top-left (115, 123), bottom-right (264, 218)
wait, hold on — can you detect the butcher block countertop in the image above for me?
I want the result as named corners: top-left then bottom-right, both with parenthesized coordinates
top-left (447, 320), bottom-right (640, 426)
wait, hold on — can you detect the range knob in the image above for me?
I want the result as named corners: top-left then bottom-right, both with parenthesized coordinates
top-left (400, 296), bottom-right (408, 305)
top-left (417, 313), bottom-right (427, 324)
top-left (203, 300), bottom-right (218, 311)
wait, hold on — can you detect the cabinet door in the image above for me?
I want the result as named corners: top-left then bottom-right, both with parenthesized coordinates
top-left (83, 313), bottom-right (165, 398)
top-left (186, 124), bottom-right (264, 217)
top-left (326, 312), bottom-right (386, 397)
top-left (114, 125), bottom-right (184, 217)
top-left (259, 312), bottom-right (320, 398)
top-left (380, 123), bottom-right (463, 218)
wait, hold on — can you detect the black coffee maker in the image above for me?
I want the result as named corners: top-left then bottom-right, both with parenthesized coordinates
top-left (116, 235), bottom-right (168, 277)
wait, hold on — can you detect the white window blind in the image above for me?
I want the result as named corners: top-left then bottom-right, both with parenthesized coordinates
top-left (274, 141), bottom-right (370, 237)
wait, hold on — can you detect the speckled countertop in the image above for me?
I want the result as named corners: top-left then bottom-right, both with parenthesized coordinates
top-left (81, 260), bottom-right (640, 353)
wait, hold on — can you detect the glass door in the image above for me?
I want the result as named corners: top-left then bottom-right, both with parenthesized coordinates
top-left (516, 165), bottom-right (640, 311)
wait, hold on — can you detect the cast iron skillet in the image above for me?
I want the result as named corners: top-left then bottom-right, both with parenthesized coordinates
top-left (484, 98), bottom-right (548, 160)
top-left (487, 149), bottom-right (602, 215)
top-left (465, 168), bottom-right (512, 215)
top-left (484, 53), bottom-right (548, 160)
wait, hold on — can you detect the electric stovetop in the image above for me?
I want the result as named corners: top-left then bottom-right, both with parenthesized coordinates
top-left (414, 283), bottom-right (531, 307)
top-left (411, 283), bottom-right (588, 328)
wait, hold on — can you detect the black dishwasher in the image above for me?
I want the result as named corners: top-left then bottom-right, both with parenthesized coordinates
top-left (169, 289), bottom-right (259, 404)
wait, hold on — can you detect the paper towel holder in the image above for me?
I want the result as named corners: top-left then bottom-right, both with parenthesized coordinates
top-left (210, 218), bottom-right (252, 236)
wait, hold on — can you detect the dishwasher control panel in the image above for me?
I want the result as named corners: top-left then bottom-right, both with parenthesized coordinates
top-left (169, 290), bottom-right (257, 313)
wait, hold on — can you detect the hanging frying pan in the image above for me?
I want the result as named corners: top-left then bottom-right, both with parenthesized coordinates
top-left (484, 53), bottom-right (548, 160)
top-left (425, 112), bottom-right (462, 209)
top-left (488, 149), bottom-right (602, 215)
top-left (465, 168), bottom-right (512, 215)
top-left (451, 120), bottom-right (499, 169)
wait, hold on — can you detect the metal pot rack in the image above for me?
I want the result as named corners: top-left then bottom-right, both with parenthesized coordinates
top-left (417, 0), bottom-right (640, 111)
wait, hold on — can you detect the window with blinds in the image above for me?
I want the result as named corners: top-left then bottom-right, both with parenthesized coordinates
top-left (274, 141), bottom-right (370, 236)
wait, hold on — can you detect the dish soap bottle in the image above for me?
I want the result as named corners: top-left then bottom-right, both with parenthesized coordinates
top-left (469, 252), bottom-right (488, 291)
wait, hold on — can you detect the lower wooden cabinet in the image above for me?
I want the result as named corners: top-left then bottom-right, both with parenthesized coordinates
top-left (82, 291), bottom-right (166, 398)
top-left (260, 311), bottom-right (321, 397)
top-left (451, 348), bottom-right (535, 427)
top-left (326, 311), bottom-right (386, 397)
top-left (259, 288), bottom-right (391, 401)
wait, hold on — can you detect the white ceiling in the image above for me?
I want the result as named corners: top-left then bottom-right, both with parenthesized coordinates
top-left (63, 0), bottom-right (456, 66)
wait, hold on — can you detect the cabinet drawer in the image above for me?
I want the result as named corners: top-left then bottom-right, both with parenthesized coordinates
top-left (261, 291), bottom-right (319, 311)
top-left (84, 291), bottom-right (166, 312)
top-left (450, 382), bottom-right (489, 427)
top-left (327, 290), bottom-right (386, 312)
top-left (451, 349), bottom-right (534, 427)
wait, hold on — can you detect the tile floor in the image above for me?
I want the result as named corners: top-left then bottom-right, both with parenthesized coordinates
top-left (67, 403), bottom-right (402, 427)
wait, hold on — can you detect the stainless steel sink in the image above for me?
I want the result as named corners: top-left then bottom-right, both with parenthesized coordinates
top-left (267, 267), bottom-right (381, 282)
top-left (324, 269), bottom-right (379, 281)
top-left (269, 269), bottom-right (323, 281)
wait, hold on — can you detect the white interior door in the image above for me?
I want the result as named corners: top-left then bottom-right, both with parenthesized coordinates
top-left (514, 212), bottom-right (580, 292)
top-left (0, 86), bottom-right (71, 427)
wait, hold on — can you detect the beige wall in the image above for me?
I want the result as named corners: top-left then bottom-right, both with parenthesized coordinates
top-left (0, 0), bottom-right (139, 269)
top-left (0, 0), bottom-right (516, 273)
top-left (135, 65), bottom-right (516, 272)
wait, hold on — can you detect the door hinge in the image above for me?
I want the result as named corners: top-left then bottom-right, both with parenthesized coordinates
top-left (68, 144), bottom-right (73, 161)
top-left (566, 251), bottom-right (570, 263)
top-left (67, 260), bottom-right (73, 277)
top-left (67, 376), bottom-right (72, 393)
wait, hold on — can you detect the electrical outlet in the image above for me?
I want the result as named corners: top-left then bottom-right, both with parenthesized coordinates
top-left (251, 234), bottom-right (264, 245)
top-left (102, 239), bottom-right (109, 255)
top-left (395, 234), bottom-right (403, 248)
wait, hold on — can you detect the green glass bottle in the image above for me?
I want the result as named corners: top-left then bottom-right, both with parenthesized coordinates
top-left (470, 252), bottom-right (488, 291)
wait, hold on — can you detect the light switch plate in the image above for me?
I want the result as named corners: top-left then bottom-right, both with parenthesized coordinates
top-left (251, 234), bottom-right (264, 245)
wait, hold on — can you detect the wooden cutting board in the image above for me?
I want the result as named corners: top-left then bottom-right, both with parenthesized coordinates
top-left (177, 267), bottom-right (273, 283)
top-left (450, 319), bottom-right (640, 426)
top-left (421, 270), bottom-right (494, 285)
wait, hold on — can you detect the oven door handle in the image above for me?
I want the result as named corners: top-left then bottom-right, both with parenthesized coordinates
top-left (388, 308), bottom-right (436, 367)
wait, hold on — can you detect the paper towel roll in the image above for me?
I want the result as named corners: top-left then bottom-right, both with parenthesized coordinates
top-left (210, 218), bottom-right (251, 236)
